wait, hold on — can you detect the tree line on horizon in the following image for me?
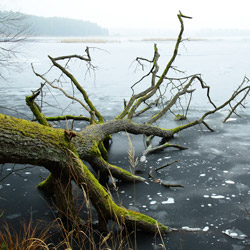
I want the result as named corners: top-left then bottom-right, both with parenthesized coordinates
top-left (0, 11), bottom-right (109, 37)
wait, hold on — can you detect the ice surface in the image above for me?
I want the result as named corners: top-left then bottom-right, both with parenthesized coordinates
top-left (6, 213), bottom-right (22, 219)
top-left (150, 201), bottom-right (157, 205)
top-left (232, 245), bottom-right (245, 250)
top-left (209, 148), bottom-right (224, 155)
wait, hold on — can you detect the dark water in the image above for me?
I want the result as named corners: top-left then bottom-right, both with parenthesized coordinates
top-left (0, 37), bottom-right (250, 249)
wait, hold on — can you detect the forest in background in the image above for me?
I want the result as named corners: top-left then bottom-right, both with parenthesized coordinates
top-left (0, 11), bottom-right (109, 36)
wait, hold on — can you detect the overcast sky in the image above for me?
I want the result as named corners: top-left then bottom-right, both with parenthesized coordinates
top-left (1, 0), bottom-right (250, 31)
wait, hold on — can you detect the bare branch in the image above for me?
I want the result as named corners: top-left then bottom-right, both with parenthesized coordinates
top-left (143, 142), bottom-right (187, 156)
top-left (131, 44), bottom-right (160, 93)
top-left (223, 76), bottom-right (250, 123)
top-left (46, 115), bottom-right (91, 123)
top-left (0, 165), bottom-right (34, 182)
top-left (48, 55), bottom-right (104, 123)
top-left (0, 11), bottom-right (30, 78)
top-left (116, 13), bottom-right (192, 120)
top-left (31, 63), bottom-right (92, 116)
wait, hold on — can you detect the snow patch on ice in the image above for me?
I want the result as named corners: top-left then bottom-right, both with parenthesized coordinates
top-left (225, 180), bottom-right (235, 184)
top-left (140, 155), bottom-right (146, 162)
top-left (162, 198), bottom-right (175, 204)
top-left (226, 118), bottom-right (237, 122)
top-left (211, 195), bottom-right (225, 199)
top-left (203, 226), bottom-right (209, 232)
top-left (223, 229), bottom-right (247, 240)
top-left (182, 226), bottom-right (201, 232)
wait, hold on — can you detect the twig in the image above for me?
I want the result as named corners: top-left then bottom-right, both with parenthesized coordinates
top-left (160, 181), bottom-right (184, 188)
top-left (148, 171), bottom-right (184, 188)
top-left (155, 160), bottom-right (178, 172)
top-left (0, 165), bottom-right (34, 182)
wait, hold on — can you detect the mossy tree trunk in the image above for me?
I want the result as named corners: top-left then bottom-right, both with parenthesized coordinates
top-left (0, 113), bottom-right (169, 233)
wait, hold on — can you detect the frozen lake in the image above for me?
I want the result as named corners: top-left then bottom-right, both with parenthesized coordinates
top-left (0, 36), bottom-right (250, 249)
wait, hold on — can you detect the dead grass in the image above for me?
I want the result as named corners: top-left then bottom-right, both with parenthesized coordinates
top-left (61, 38), bottom-right (120, 44)
top-left (0, 218), bottom-right (53, 250)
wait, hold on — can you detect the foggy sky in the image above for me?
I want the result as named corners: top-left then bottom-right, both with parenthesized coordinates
top-left (1, 0), bottom-right (249, 31)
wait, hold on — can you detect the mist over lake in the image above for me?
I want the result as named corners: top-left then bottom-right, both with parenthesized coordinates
top-left (1, 36), bottom-right (250, 249)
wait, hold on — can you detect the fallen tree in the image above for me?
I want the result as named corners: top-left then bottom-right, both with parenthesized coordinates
top-left (0, 12), bottom-right (250, 235)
